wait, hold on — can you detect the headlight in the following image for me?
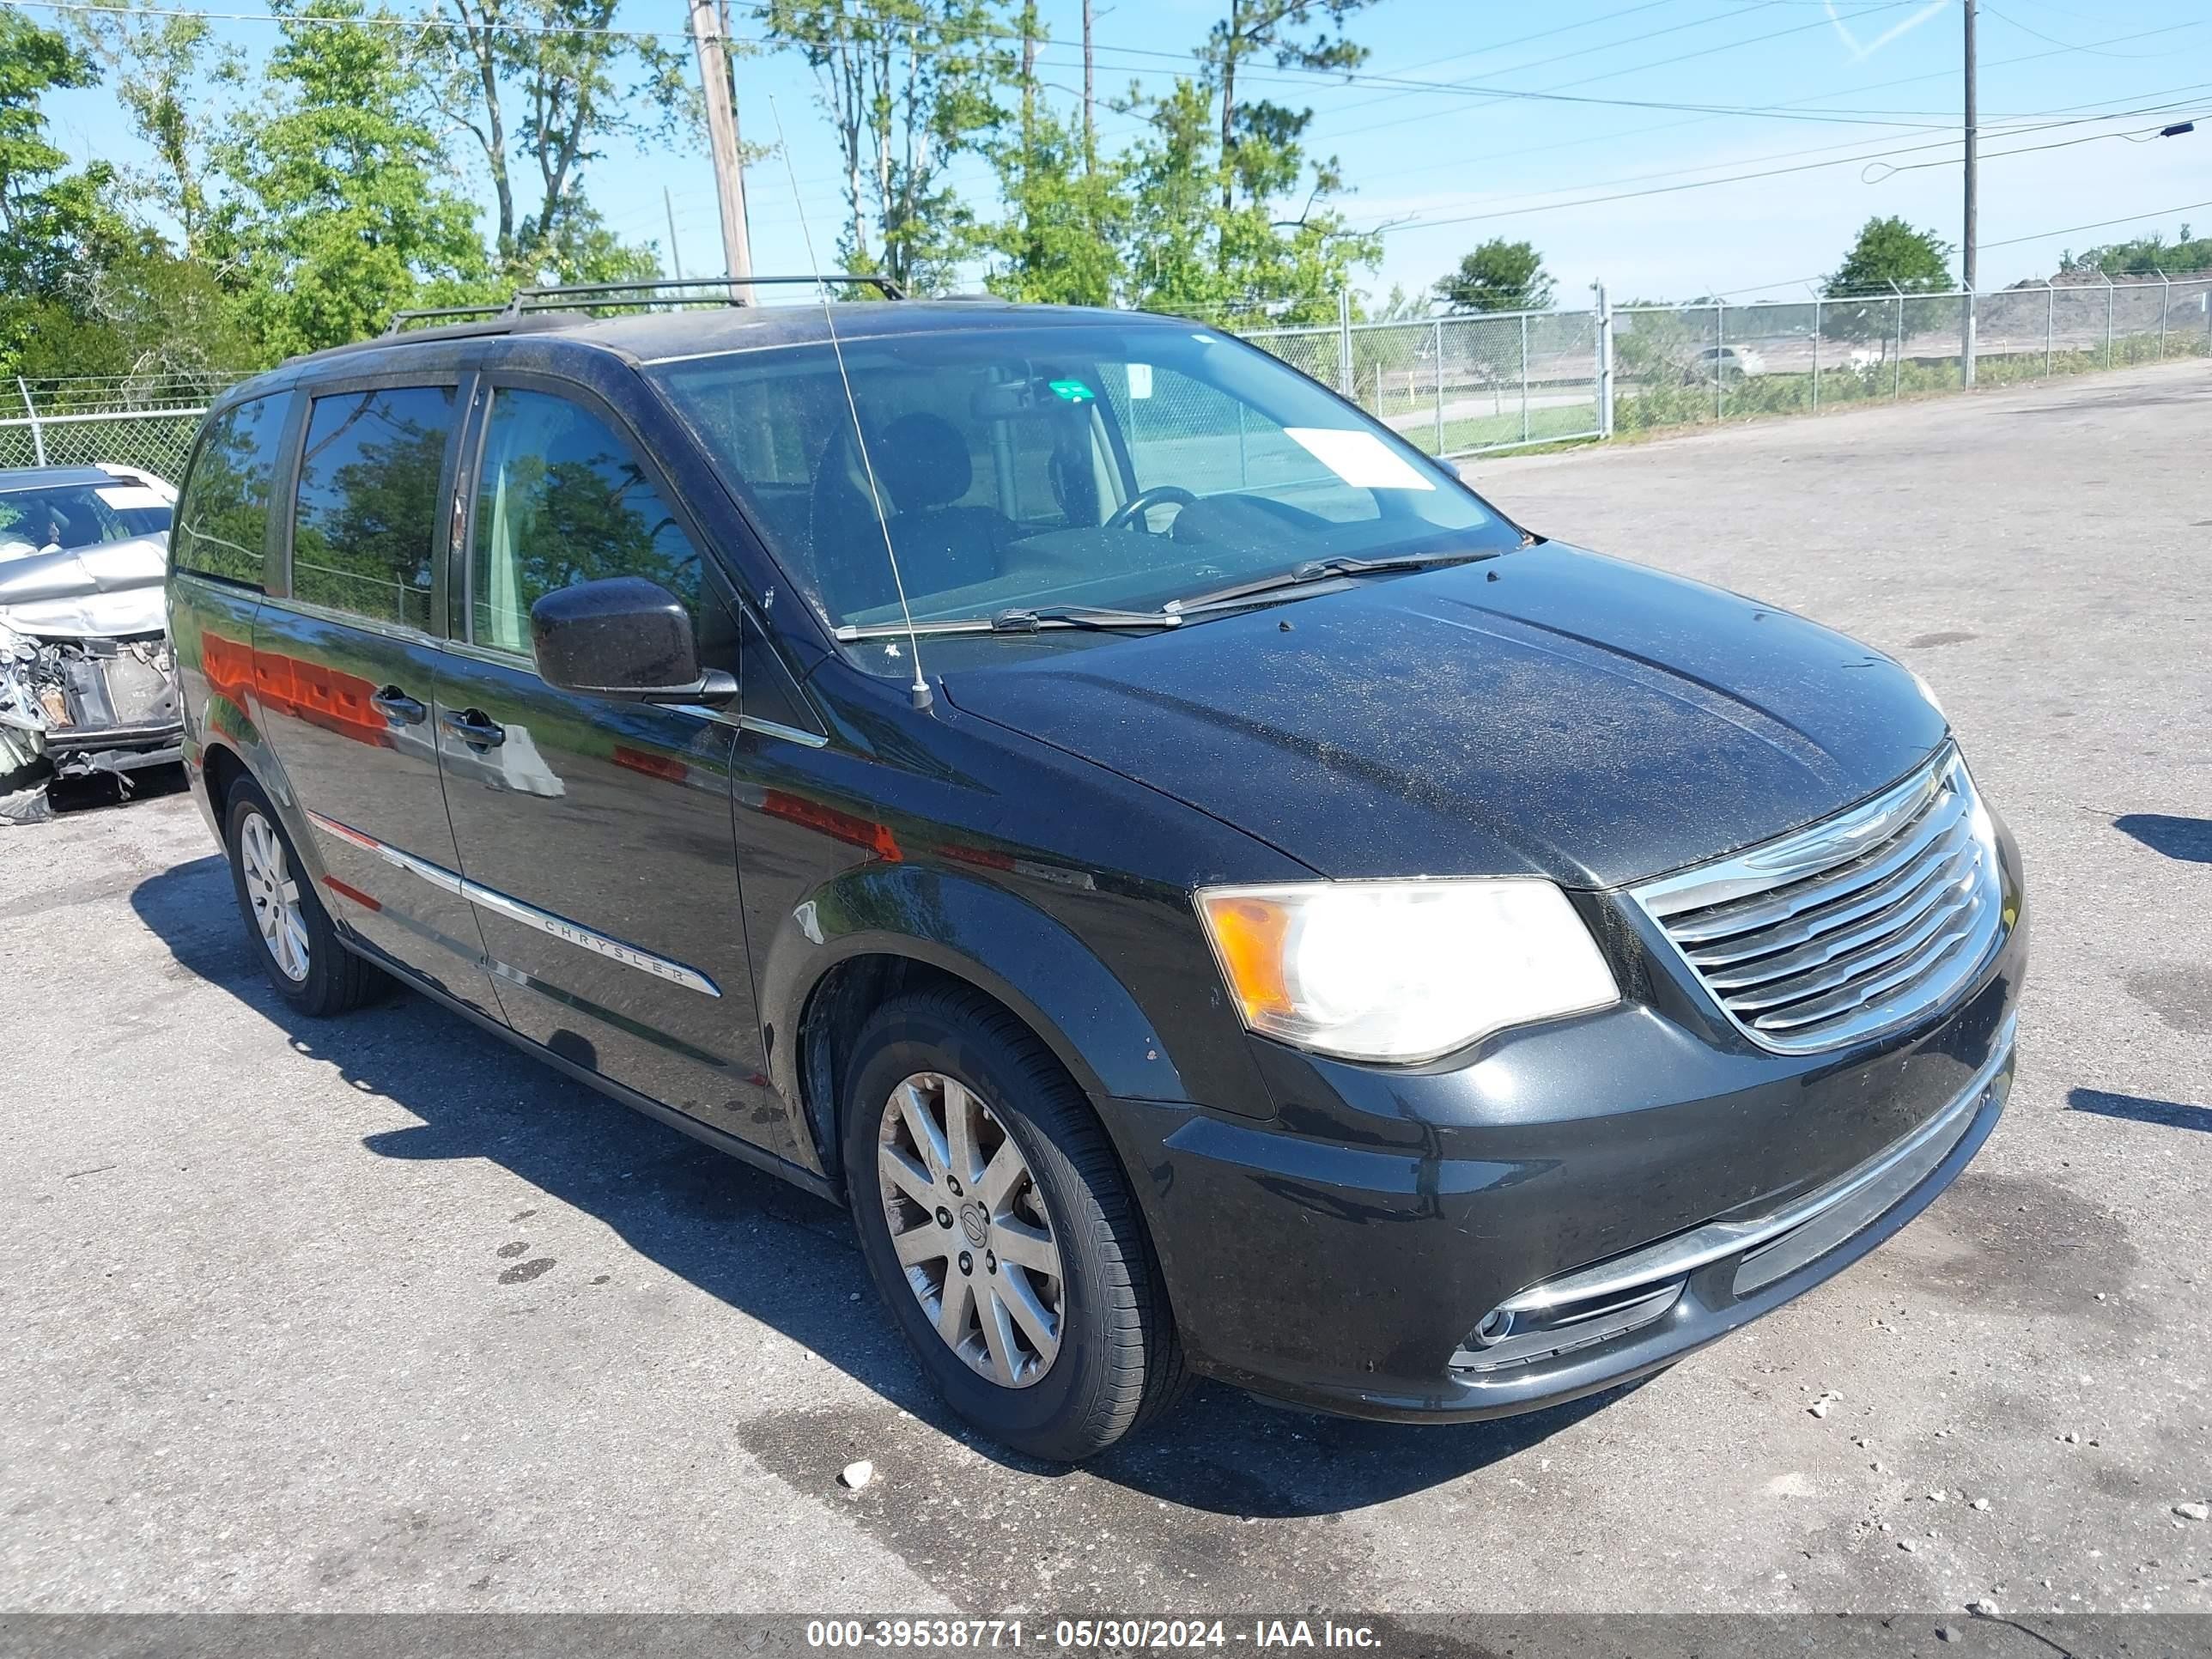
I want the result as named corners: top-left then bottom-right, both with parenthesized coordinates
top-left (1194, 878), bottom-right (1620, 1064)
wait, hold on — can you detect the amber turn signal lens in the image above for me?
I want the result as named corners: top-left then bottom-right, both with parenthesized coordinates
top-left (1196, 893), bottom-right (1296, 1020)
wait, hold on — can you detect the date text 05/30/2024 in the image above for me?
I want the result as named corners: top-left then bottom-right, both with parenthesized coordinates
top-left (805, 1620), bottom-right (1382, 1650)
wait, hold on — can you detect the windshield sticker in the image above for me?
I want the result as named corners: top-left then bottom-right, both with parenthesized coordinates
top-left (1048, 378), bottom-right (1096, 404)
top-left (96, 485), bottom-right (168, 510)
top-left (1127, 363), bottom-right (1154, 400)
top-left (1282, 428), bottom-right (1437, 492)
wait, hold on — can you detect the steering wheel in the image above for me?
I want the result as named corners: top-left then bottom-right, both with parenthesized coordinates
top-left (1103, 484), bottom-right (1200, 533)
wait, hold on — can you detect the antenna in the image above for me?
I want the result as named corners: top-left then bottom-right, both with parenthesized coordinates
top-left (769, 97), bottom-right (933, 712)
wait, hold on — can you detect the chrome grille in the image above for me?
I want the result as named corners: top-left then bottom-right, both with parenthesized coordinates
top-left (1632, 749), bottom-right (2005, 1054)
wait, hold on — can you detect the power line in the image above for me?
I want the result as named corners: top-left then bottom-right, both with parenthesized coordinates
top-left (1315, 1), bottom-right (1934, 143)
top-left (1358, 104), bottom-right (2212, 238)
top-left (1981, 198), bottom-right (2212, 251)
top-left (1317, 0), bottom-right (1797, 125)
top-left (1369, 96), bottom-right (2206, 219)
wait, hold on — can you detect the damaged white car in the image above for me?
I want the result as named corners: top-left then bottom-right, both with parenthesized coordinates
top-left (0, 464), bottom-right (184, 823)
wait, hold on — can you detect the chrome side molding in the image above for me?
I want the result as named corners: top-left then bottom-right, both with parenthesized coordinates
top-left (306, 810), bottom-right (722, 999)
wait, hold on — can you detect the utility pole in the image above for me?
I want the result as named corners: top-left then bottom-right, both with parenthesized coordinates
top-left (1082, 0), bottom-right (1097, 172)
top-left (1961, 0), bottom-right (1978, 386)
top-left (688, 0), bottom-right (753, 302)
top-left (664, 186), bottom-right (684, 283)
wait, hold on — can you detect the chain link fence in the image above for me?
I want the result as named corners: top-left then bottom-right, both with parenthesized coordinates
top-left (6, 273), bottom-right (2207, 477)
top-left (1231, 270), bottom-right (2211, 455)
top-left (0, 374), bottom-right (245, 481)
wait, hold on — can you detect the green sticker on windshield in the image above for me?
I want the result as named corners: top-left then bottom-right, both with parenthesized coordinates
top-left (1048, 378), bottom-right (1096, 404)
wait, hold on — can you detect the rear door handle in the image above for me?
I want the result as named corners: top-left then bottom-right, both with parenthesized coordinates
top-left (441, 708), bottom-right (506, 750)
top-left (369, 686), bottom-right (427, 726)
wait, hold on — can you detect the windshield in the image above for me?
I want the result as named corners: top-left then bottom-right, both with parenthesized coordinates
top-left (649, 323), bottom-right (1518, 636)
top-left (0, 483), bottom-right (173, 562)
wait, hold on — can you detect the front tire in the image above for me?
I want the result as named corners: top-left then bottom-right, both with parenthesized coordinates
top-left (222, 780), bottom-right (385, 1016)
top-left (842, 988), bottom-right (1189, 1461)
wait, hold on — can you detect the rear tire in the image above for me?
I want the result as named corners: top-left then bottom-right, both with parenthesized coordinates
top-left (222, 779), bottom-right (386, 1016)
top-left (842, 987), bottom-right (1189, 1461)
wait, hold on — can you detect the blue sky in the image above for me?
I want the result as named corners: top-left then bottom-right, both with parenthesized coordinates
top-left (34, 0), bottom-right (2212, 307)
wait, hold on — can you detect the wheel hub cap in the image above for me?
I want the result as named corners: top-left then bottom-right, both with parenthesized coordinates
top-left (240, 811), bottom-right (310, 984)
top-left (878, 1072), bottom-right (1065, 1389)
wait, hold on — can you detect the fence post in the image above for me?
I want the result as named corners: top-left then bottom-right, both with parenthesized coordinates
top-left (2156, 268), bottom-right (2169, 361)
top-left (14, 378), bottom-right (46, 467)
top-left (1520, 310), bottom-right (1531, 444)
top-left (1812, 295), bottom-right (1822, 412)
top-left (1433, 317), bottom-right (1446, 453)
top-left (1336, 286), bottom-right (1354, 397)
top-left (2045, 281), bottom-right (2054, 378)
top-left (2103, 272), bottom-right (2114, 367)
top-left (1594, 283), bottom-right (1614, 439)
top-left (1714, 298), bottom-right (1725, 422)
top-left (1887, 283), bottom-right (1903, 401)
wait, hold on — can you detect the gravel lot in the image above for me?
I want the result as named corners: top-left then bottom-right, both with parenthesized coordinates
top-left (4, 362), bottom-right (2208, 1618)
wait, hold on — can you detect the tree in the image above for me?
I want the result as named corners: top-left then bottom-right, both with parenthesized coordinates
top-left (212, 0), bottom-right (489, 358)
top-left (2069, 223), bottom-right (2212, 276)
top-left (1198, 0), bottom-right (1369, 213)
top-left (974, 9), bottom-right (1126, 306)
top-left (1118, 76), bottom-right (1375, 325)
top-left (426, 0), bottom-right (685, 284)
top-left (66, 1), bottom-right (239, 257)
top-left (762, 0), bottom-right (1010, 293)
top-left (0, 13), bottom-right (138, 375)
top-left (1822, 216), bottom-right (1952, 363)
top-left (1826, 216), bottom-right (1952, 296)
top-left (1434, 240), bottom-right (1553, 313)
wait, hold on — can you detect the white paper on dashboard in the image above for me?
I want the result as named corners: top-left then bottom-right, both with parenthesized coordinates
top-left (1127, 362), bottom-right (1154, 399)
top-left (1282, 427), bottom-right (1436, 491)
top-left (96, 485), bottom-right (168, 509)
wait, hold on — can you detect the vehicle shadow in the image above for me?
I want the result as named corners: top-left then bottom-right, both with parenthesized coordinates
top-left (2112, 812), bottom-right (2212, 865)
top-left (131, 850), bottom-right (1621, 1517)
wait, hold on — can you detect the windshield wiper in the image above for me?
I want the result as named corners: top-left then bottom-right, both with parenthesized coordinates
top-left (835, 604), bottom-right (1180, 642)
top-left (1166, 549), bottom-right (1504, 615)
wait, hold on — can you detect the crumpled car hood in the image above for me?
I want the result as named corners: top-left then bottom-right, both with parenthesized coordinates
top-left (0, 534), bottom-right (168, 638)
top-left (940, 545), bottom-right (1948, 888)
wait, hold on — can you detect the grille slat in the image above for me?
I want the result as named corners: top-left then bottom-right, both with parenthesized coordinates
top-left (1666, 784), bottom-right (1969, 946)
top-left (1632, 750), bottom-right (2006, 1054)
top-left (1697, 846), bottom-right (1980, 994)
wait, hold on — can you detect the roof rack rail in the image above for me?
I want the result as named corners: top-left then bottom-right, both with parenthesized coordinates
top-left (385, 274), bottom-right (903, 334)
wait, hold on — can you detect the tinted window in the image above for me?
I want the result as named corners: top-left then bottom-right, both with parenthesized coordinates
top-left (470, 388), bottom-right (703, 653)
top-left (292, 386), bottom-right (456, 629)
top-left (174, 396), bottom-right (284, 585)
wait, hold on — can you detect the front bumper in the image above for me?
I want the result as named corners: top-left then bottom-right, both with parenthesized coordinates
top-left (1100, 830), bottom-right (2027, 1423)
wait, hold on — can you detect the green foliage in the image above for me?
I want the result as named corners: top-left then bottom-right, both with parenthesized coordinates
top-left (1826, 216), bottom-right (1953, 296)
top-left (211, 0), bottom-right (491, 360)
top-left (763, 0), bottom-right (1011, 295)
top-left (2068, 222), bottom-right (2212, 277)
top-left (1435, 240), bottom-right (1553, 313)
top-left (428, 0), bottom-right (683, 284)
top-left (66, 0), bottom-right (238, 255)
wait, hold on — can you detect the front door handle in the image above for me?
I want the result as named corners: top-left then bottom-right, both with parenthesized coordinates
top-left (369, 686), bottom-right (427, 726)
top-left (441, 708), bottom-right (506, 750)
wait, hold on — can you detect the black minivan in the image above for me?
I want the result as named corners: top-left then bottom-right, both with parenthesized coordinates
top-left (166, 292), bottom-right (2025, 1460)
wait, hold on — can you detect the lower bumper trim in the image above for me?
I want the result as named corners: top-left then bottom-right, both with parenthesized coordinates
top-left (1448, 1014), bottom-right (2016, 1375)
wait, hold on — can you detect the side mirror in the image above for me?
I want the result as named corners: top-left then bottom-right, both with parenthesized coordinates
top-left (530, 576), bottom-right (736, 707)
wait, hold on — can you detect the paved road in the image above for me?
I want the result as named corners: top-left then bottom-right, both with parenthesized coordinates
top-left (5, 362), bottom-right (2209, 1617)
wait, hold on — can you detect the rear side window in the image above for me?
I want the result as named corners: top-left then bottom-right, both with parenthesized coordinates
top-left (174, 395), bottom-right (286, 586)
top-left (292, 386), bottom-right (457, 630)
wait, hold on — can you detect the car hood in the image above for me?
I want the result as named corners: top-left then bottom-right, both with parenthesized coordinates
top-left (939, 545), bottom-right (1948, 888)
top-left (0, 534), bottom-right (168, 639)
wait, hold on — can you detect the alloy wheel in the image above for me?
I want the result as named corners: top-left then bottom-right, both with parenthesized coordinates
top-left (240, 810), bottom-right (310, 983)
top-left (877, 1072), bottom-right (1065, 1389)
